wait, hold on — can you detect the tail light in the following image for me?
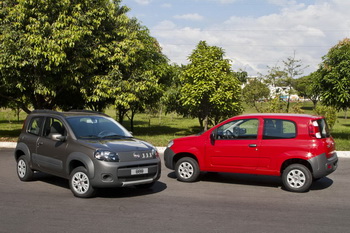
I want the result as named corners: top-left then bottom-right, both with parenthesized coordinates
top-left (308, 120), bottom-right (321, 139)
top-left (21, 119), bottom-right (26, 130)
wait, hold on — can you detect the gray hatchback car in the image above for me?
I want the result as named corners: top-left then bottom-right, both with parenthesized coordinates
top-left (14, 110), bottom-right (161, 198)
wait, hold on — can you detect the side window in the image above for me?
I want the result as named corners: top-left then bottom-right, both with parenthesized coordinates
top-left (27, 117), bottom-right (44, 136)
top-left (263, 119), bottom-right (296, 139)
top-left (43, 117), bottom-right (66, 138)
top-left (216, 119), bottom-right (259, 140)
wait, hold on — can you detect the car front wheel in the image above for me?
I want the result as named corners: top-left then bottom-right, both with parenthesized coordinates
top-left (282, 164), bottom-right (312, 192)
top-left (69, 167), bottom-right (96, 198)
top-left (175, 157), bottom-right (200, 182)
top-left (17, 155), bottom-right (34, 181)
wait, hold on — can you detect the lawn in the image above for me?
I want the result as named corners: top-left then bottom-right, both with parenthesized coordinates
top-left (1, 103), bottom-right (349, 150)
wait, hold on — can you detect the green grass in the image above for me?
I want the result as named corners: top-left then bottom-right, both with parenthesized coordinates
top-left (1, 103), bottom-right (350, 150)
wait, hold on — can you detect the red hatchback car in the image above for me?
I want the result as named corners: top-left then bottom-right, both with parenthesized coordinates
top-left (164, 113), bottom-right (338, 192)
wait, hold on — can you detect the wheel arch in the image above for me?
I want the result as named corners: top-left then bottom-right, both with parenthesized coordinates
top-left (66, 152), bottom-right (95, 178)
top-left (280, 158), bottom-right (313, 176)
top-left (14, 142), bottom-right (30, 161)
top-left (172, 152), bottom-right (199, 169)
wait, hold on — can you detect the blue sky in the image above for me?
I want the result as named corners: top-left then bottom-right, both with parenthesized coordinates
top-left (123, 0), bottom-right (350, 76)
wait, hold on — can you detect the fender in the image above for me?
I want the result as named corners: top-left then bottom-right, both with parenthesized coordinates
top-left (14, 142), bottom-right (31, 161)
top-left (66, 152), bottom-right (95, 179)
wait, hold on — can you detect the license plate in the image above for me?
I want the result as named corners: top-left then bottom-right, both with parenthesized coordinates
top-left (131, 168), bottom-right (148, 175)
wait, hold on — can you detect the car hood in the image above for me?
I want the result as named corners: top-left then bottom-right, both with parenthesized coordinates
top-left (79, 138), bottom-right (154, 152)
top-left (173, 135), bottom-right (200, 143)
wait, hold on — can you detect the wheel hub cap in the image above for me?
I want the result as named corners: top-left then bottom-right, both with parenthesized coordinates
top-left (72, 172), bottom-right (89, 194)
top-left (287, 169), bottom-right (306, 188)
top-left (179, 162), bottom-right (193, 179)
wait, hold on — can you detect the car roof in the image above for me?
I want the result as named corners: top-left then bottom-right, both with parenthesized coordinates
top-left (30, 110), bottom-right (109, 118)
top-left (239, 113), bottom-right (323, 119)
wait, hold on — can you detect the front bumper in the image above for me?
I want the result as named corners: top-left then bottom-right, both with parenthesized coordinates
top-left (90, 159), bottom-right (161, 188)
top-left (308, 152), bottom-right (338, 179)
top-left (164, 147), bottom-right (175, 170)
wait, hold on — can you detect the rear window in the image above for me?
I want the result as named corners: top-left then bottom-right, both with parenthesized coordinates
top-left (263, 119), bottom-right (296, 139)
top-left (316, 119), bottom-right (331, 138)
top-left (27, 117), bottom-right (44, 136)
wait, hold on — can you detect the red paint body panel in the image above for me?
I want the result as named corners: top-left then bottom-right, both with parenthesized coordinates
top-left (166, 113), bottom-right (337, 177)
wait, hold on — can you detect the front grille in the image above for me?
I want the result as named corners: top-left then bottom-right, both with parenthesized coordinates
top-left (117, 164), bottom-right (159, 181)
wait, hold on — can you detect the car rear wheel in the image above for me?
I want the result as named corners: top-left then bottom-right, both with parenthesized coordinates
top-left (175, 157), bottom-right (200, 182)
top-left (17, 155), bottom-right (34, 181)
top-left (69, 167), bottom-right (96, 198)
top-left (282, 164), bottom-right (312, 192)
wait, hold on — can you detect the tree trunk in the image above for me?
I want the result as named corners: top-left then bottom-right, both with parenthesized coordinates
top-left (204, 115), bottom-right (209, 131)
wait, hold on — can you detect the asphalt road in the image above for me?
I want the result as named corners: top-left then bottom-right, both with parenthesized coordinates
top-left (1, 148), bottom-right (350, 233)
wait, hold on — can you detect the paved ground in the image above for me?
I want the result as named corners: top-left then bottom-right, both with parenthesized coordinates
top-left (1, 148), bottom-right (350, 233)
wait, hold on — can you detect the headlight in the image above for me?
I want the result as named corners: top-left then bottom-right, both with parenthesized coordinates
top-left (167, 140), bottom-right (174, 148)
top-left (94, 150), bottom-right (119, 162)
top-left (152, 148), bottom-right (159, 158)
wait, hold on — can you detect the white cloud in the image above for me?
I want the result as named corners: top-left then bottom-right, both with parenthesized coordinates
top-left (174, 13), bottom-right (204, 21)
top-left (161, 3), bottom-right (172, 8)
top-left (134, 0), bottom-right (152, 5)
top-left (152, 0), bottom-right (350, 76)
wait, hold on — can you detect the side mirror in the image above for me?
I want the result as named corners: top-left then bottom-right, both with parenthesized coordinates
top-left (50, 133), bottom-right (66, 142)
top-left (210, 133), bottom-right (216, 145)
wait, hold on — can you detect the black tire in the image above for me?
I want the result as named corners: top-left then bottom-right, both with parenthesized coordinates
top-left (282, 164), bottom-right (312, 192)
top-left (175, 157), bottom-right (200, 182)
top-left (69, 167), bottom-right (96, 198)
top-left (17, 155), bottom-right (34, 181)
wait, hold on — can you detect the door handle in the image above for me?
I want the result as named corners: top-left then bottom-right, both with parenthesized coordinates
top-left (37, 142), bottom-right (43, 146)
top-left (249, 144), bottom-right (257, 148)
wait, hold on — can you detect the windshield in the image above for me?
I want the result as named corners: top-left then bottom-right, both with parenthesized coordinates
top-left (66, 116), bottom-right (132, 140)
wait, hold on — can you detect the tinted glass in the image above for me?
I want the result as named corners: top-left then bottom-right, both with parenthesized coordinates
top-left (216, 119), bottom-right (259, 140)
top-left (263, 119), bottom-right (296, 139)
top-left (317, 119), bottom-right (330, 138)
top-left (66, 116), bottom-right (132, 139)
top-left (27, 117), bottom-right (44, 136)
top-left (43, 118), bottom-right (66, 137)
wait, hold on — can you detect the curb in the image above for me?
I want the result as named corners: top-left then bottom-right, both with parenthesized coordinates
top-left (1, 142), bottom-right (349, 158)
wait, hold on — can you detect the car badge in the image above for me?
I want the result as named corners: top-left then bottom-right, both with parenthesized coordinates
top-left (133, 152), bottom-right (141, 159)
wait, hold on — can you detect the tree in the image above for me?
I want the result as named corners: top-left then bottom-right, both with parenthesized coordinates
top-left (317, 38), bottom-right (350, 111)
top-left (113, 20), bottom-right (170, 131)
top-left (0, 0), bottom-right (135, 112)
top-left (282, 52), bottom-right (308, 112)
top-left (293, 72), bottom-right (321, 108)
top-left (242, 79), bottom-right (270, 112)
top-left (180, 41), bottom-right (243, 131)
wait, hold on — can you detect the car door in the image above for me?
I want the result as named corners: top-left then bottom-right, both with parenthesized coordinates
top-left (257, 118), bottom-right (298, 173)
top-left (35, 117), bottom-right (68, 176)
top-left (24, 116), bottom-right (44, 169)
top-left (206, 118), bottom-right (261, 172)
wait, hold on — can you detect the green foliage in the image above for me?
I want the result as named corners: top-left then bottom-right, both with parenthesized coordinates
top-left (0, 0), bottom-right (138, 111)
top-left (112, 20), bottom-right (170, 130)
top-left (261, 97), bottom-right (286, 113)
top-left (242, 79), bottom-right (270, 112)
top-left (314, 105), bottom-right (338, 130)
top-left (317, 38), bottom-right (350, 111)
top-left (179, 41), bottom-right (243, 130)
top-left (293, 72), bottom-right (320, 107)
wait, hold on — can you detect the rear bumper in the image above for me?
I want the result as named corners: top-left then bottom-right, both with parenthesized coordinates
top-left (308, 152), bottom-right (338, 179)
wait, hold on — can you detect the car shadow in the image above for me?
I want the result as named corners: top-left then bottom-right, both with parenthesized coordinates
top-left (310, 177), bottom-right (333, 191)
top-left (32, 172), bottom-right (167, 198)
top-left (201, 172), bottom-right (281, 189)
top-left (97, 182), bottom-right (167, 198)
top-left (167, 171), bottom-right (333, 191)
